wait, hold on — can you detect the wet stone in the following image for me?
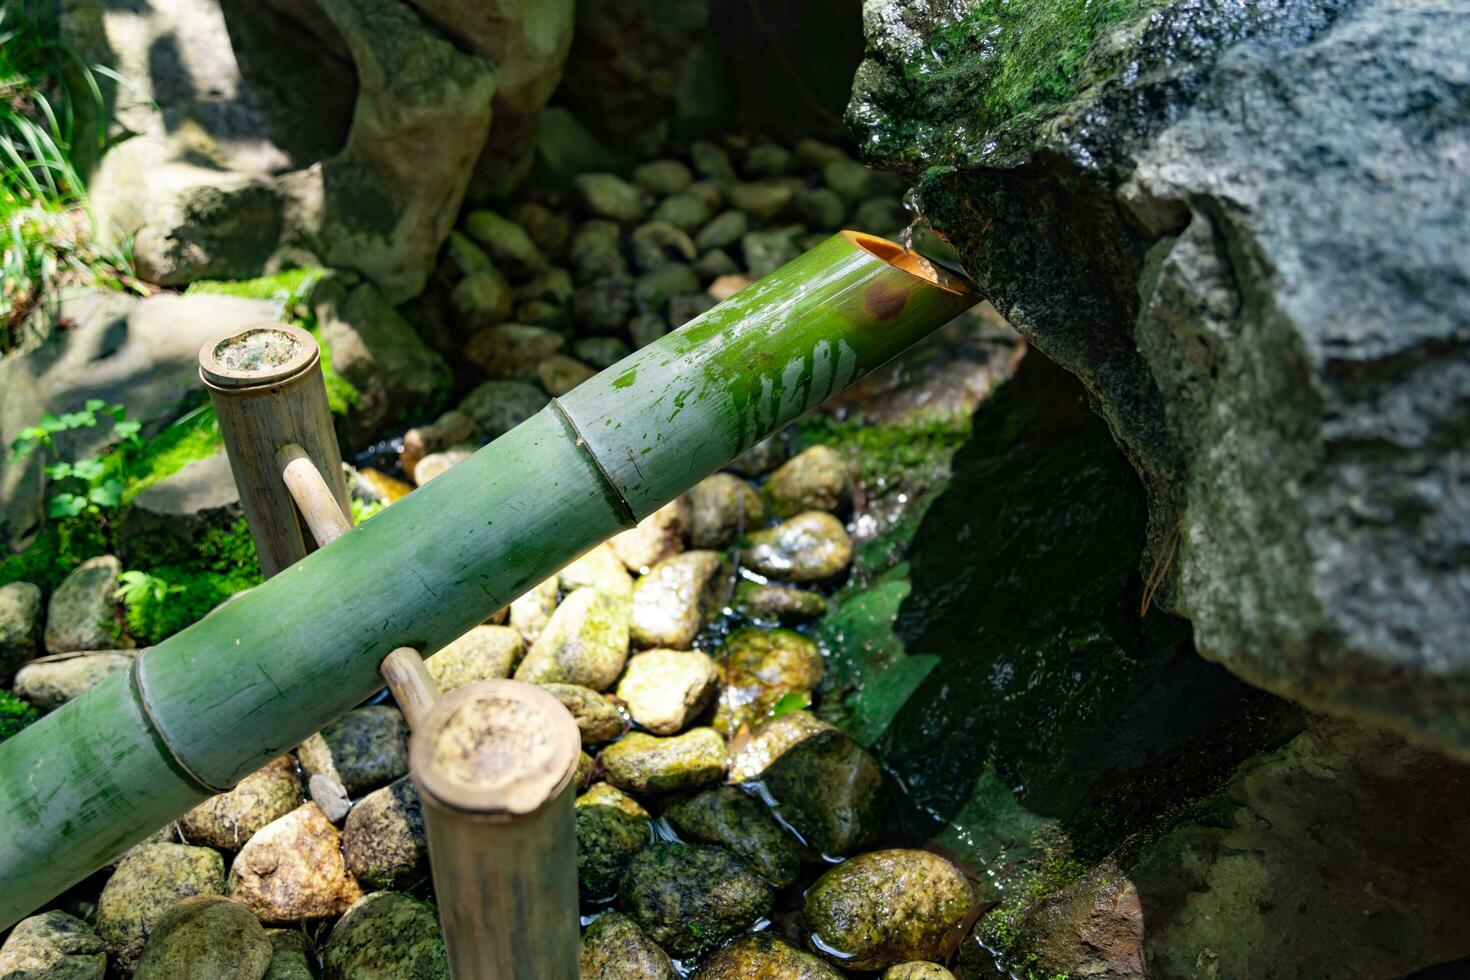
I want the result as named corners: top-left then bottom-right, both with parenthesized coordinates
top-left (651, 194), bottom-right (713, 234)
top-left (634, 159), bottom-right (694, 197)
top-left (133, 896), bottom-right (271, 980)
top-left (412, 446), bottom-right (474, 486)
top-left (764, 445), bottom-right (851, 518)
top-left (425, 625), bottom-right (524, 693)
top-left (664, 786), bottom-right (800, 889)
top-left (462, 210), bottom-right (547, 280)
top-left (580, 911), bottom-right (678, 980)
top-left (577, 751), bottom-right (596, 791)
top-left (450, 271), bottom-right (513, 329)
top-left (263, 929), bottom-right (315, 980)
top-left (694, 211), bottom-right (748, 252)
top-left (741, 228), bottom-right (805, 278)
top-left (342, 777), bottom-right (427, 890)
top-left (852, 196), bottom-right (909, 238)
top-left (762, 729), bottom-right (885, 858)
top-left (634, 264), bottom-right (700, 314)
top-left (574, 274), bottom-right (636, 333)
top-left (694, 934), bottom-right (846, 979)
top-left (13, 650), bottom-right (136, 710)
top-left (705, 273), bottom-right (751, 303)
top-left (728, 182), bottom-right (793, 223)
top-left (45, 555), bottom-right (124, 654)
top-left (688, 473), bottom-right (766, 548)
top-left (505, 201), bottom-right (571, 259)
top-left (400, 409), bottom-right (475, 482)
top-left (713, 628), bottom-right (824, 736)
top-left (619, 844), bottom-right (773, 957)
top-left (0, 580), bottom-right (41, 673)
top-left (541, 683), bottom-right (627, 745)
top-left (631, 221), bottom-right (698, 272)
top-left (884, 963), bottom-right (958, 980)
top-left (629, 312), bottom-right (668, 348)
top-left (458, 379), bottom-right (549, 439)
top-left (794, 187), bottom-right (847, 232)
top-left (576, 783), bottom-right (652, 900)
top-left (560, 542), bottom-right (635, 601)
top-left (323, 892), bottom-right (448, 980)
top-left (611, 497), bottom-right (690, 574)
top-left (574, 173), bottom-right (650, 224)
top-left (803, 850), bottom-right (974, 971)
top-left (514, 587), bottom-right (631, 691)
top-left (693, 248), bottom-right (740, 282)
top-left (509, 576), bottom-right (559, 644)
top-left (742, 144), bottom-right (796, 179)
top-left (464, 323), bottom-right (565, 379)
top-left (617, 648), bottom-right (718, 736)
top-left (570, 221), bottom-right (628, 280)
top-left (630, 551), bottom-right (732, 650)
top-left (178, 755), bottom-right (303, 851)
top-left (743, 512), bottom-right (853, 583)
top-left (97, 843), bottom-right (227, 975)
top-left (0, 911), bottom-right (106, 979)
top-left (733, 582), bottom-right (828, 625)
top-left (297, 705), bottom-right (408, 797)
top-left (691, 142), bottom-right (737, 186)
top-left (573, 337), bottom-right (632, 370)
top-left (600, 728), bottom-right (728, 795)
top-left (727, 710), bottom-right (835, 783)
top-left (538, 354), bottom-right (598, 396)
top-left (668, 293), bottom-right (716, 328)
top-left (228, 803), bottom-right (363, 924)
top-left (729, 434), bottom-right (789, 477)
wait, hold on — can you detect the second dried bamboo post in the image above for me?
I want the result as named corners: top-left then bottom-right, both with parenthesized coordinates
top-left (411, 679), bottom-right (582, 979)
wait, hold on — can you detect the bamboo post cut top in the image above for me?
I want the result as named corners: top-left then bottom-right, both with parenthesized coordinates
top-left (412, 680), bottom-right (582, 979)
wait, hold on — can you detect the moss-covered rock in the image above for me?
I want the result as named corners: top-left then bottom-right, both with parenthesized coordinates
top-left (629, 551), bottom-right (732, 649)
top-left (342, 777), bottom-right (427, 890)
top-left (0, 910), bottom-right (107, 979)
top-left (514, 588), bottom-right (631, 691)
top-left (262, 929), bottom-right (315, 980)
top-left (651, 194), bottom-right (713, 234)
top-left (576, 783), bottom-right (652, 900)
top-left (574, 174), bottom-right (651, 224)
top-left (630, 221), bottom-right (698, 272)
top-left (883, 962), bottom-right (956, 979)
top-left (580, 912), bottom-right (678, 980)
top-left (133, 896), bottom-right (271, 980)
top-left (743, 513), bottom-right (852, 583)
top-left (610, 498), bottom-right (690, 574)
top-left (559, 543), bottom-right (635, 602)
top-left (540, 683), bottom-right (627, 746)
top-left (762, 730), bottom-right (885, 857)
top-left (44, 554), bottom-right (124, 654)
top-left (463, 210), bottom-right (548, 280)
top-left (464, 324), bottom-right (565, 379)
top-left (97, 843), bottom-right (227, 974)
top-left (323, 892), bottom-right (448, 979)
top-left (600, 729), bottom-right (728, 795)
top-left (509, 575), bottom-right (559, 644)
top-left (733, 582), bottom-right (827, 625)
top-left (178, 755), bottom-right (303, 851)
top-left (694, 211), bottom-right (748, 252)
top-left (634, 159), bottom-right (694, 197)
top-left (764, 446), bottom-right (851, 518)
top-left (726, 710), bottom-right (835, 783)
top-left (664, 786), bottom-right (799, 888)
top-left (803, 849), bottom-right (974, 971)
top-left (0, 581), bottom-right (41, 673)
top-left (694, 934), bottom-right (846, 979)
top-left (425, 625), bottom-right (524, 693)
top-left (687, 474), bottom-right (766, 549)
top-left (297, 705), bottom-right (409, 797)
top-left (713, 628), bottom-right (824, 735)
top-left (616, 648), bottom-right (718, 736)
top-left (618, 844), bottom-right (773, 957)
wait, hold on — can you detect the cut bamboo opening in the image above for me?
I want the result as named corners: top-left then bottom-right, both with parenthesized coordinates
top-left (411, 679), bottom-right (582, 979)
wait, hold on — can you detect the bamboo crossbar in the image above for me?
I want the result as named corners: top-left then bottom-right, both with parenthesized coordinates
top-left (0, 231), bottom-right (977, 927)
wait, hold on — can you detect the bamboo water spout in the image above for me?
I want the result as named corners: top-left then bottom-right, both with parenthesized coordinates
top-left (0, 231), bottom-right (976, 928)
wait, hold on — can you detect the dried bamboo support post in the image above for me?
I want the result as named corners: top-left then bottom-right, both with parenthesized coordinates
top-left (277, 443), bottom-right (353, 546)
top-left (411, 680), bottom-right (581, 980)
top-left (199, 323), bottom-right (352, 577)
top-left (381, 647), bottom-right (439, 729)
top-left (0, 231), bottom-right (977, 927)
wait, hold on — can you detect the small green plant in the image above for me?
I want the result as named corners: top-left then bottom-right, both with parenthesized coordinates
top-left (0, 690), bottom-right (39, 741)
top-left (768, 689), bottom-right (811, 719)
top-left (10, 399), bottom-right (140, 518)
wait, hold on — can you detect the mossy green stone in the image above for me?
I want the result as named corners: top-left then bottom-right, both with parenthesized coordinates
top-left (694, 934), bottom-right (846, 979)
top-left (618, 844), bottom-right (772, 957)
top-left (541, 683), bottom-right (627, 745)
top-left (688, 474), bottom-right (767, 549)
top-left (0, 910), bottom-right (106, 979)
top-left (576, 783), bottom-right (653, 900)
top-left (713, 628), bottom-right (824, 735)
top-left (884, 962), bottom-right (957, 979)
top-left (694, 211), bottom-right (748, 252)
top-left (600, 729), bottom-right (728, 794)
top-left (733, 582), bottom-right (828, 625)
top-left (803, 849), bottom-right (974, 971)
top-left (764, 445), bottom-right (852, 518)
top-left (323, 892), bottom-right (448, 980)
top-left (664, 786), bottom-right (800, 888)
top-left (761, 730), bottom-right (885, 856)
top-left (580, 911), bottom-right (678, 979)
top-left (515, 588), bottom-right (631, 692)
top-left (133, 895), bottom-right (271, 980)
top-left (299, 705), bottom-right (408, 798)
top-left (96, 843), bottom-right (228, 974)
top-left (743, 512), bottom-right (853, 583)
top-left (342, 777), bottom-right (427, 890)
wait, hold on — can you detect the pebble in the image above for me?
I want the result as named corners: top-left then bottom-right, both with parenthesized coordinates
top-left (685, 179), bottom-right (725, 213)
top-left (538, 354), bottom-right (598, 395)
top-left (852, 196), bottom-right (909, 238)
top-left (616, 648), bottom-right (718, 735)
top-left (630, 221), bottom-right (698, 271)
top-left (322, 892), bottom-right (448, 980)
top-left (762, 729), bottom-right (886, 857)
top-left (667, 293), bottom-right (715, 328)
top-left (0, 911), bottom-right (106, 979)
top-left (0, 580), bottom-right (41, 673)
top-left (514, 587), bottom-right (631, 691)
top-left (178, 755), bottom-right (303, 851)
top-left (742, 144), bottom-right (796, 179)
top-left (559, 542), bottom-right (634, 601)
top-left (600, 728), bottom-right (728, 794)
top-left (733, 582), bottom-right (828, 625)
top-left (133, 895), bottom-right (271, 980)
top-left (618, 844), bottom-right (772, 957)
top-left (464, 323), bottom-right (565, 379)
top-left (629, 311), bottom-right (668, 348)
top-left (573, 274), bottom-right (636, 333)
top-left (610, 497), bottom-right (690, 574)
top-left (458, 379), bottom-right (549, 439)
top-left (687, 473), bottom-right (766, 547)
top-left (651, 193), bottom-right (713, 234)
top-left (297, 705), bottom-right (409, 797)
top-left (764, 445), bottom-right (851, 518)
top-left (726, 710), bottom-right (835, 783)
top-left (44, 555), bottom-right (124, 654)
top-left (444, 229), bottom-right (496, 278)
top-left (570, 221), bottom-right (627, 280)
top-left (741, 227), bottom-right (805, 278)
top-left (823, 159), bottom-right (905, 203)
top-left (729, 434), bottom-right (789, 476)
top-left (705, 274), bottom-right (752, 303)
top-left (795, 138), bottom-right (849, 169)
top-left (400, 409), bottom-right (476, 482)
top-left (693, 248), bottom-right (739, 281)
top-left (580, 911), bottom-right (678, 980)
top-left (574, 173), bottom-right (650, 224)
top-left (576, 782), bottom-right (652, 899)
top-left (96, 843), bottom-right (227, 974)
top-left (13, 650), bottom-right (136, 710)
top-left (462, 210), bottom-right (547, 280)
top-left (694, 934), bottom-right (846, 979)
top-left (506, 201), bottom-right (571, 258)
top-left (228, 803), bottom-right (364, 923)
top-left (690, 142), bottom-right (737, 186)
top-left (885, 963), bottom-right (959, 979)
top-left (411, 446), bottom-right (474, 486)
top-left (425, 625), bottom-right (524, 693)
top-left (664, 786), bottom-right (800, 888)
top-left (803, 849), bottom-right (974, 970)
top-left (450, 271), bottom-right (513, 328)
top-left (694, 211), bottom-right (748, 252)
top-left (633, 159), bottom-right (694, 197)
top-left (540, 683), bottom-right (627, 745)
top-left (728, 181), bottom-right (793, 222)
top-left (794, 187), bottom-right (847, 231)
top-left (633, 264), bottom-right (700, 314)
top-left (342, 776), bottom-right (427, 891)
top-left (263, 929), bottom-right (316, 979)
top-left (630, 551), bottom-right (731, 649)
top-left (743, 512), bottom-right (853, 583)
top-left (573, 336), bottom-right (632, 370)
top-left (713, 628), bottom-right (824, 735)
top-left (509, 576), bottom-right (559, 644)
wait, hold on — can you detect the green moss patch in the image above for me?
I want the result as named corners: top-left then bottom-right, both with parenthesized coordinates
top-left (0, 690), bottom-right (39, 742)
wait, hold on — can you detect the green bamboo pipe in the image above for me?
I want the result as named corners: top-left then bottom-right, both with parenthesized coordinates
top-left (0, 231), bottom-right (975, 927)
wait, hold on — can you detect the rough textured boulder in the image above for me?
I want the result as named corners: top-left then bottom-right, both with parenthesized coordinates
top-left (850, 0), bottom-right (1470, 755)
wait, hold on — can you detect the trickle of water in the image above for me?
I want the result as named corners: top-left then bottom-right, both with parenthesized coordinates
top-left (900, 186), bottom-right (923, 253)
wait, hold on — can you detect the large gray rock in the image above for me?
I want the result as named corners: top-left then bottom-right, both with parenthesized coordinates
top-left (0, 582), bottom-right (42, 675)
top-left (0, 291), bottom-right (277, 548)
top-left (118, 452), bottom-right (242, 560)
top-left (44, 555), bottom-right (124, 655)
top-left (851, 0), bottom-right (1470, 755)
